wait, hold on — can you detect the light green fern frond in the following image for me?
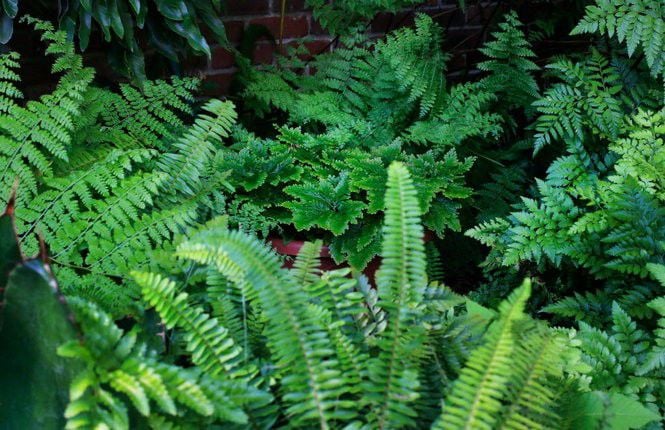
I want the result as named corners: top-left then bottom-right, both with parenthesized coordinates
top-left (364, 162), bottom-right (428, 428)
top-left (160, 99), bottom-right (237, 197)
top-left (132, 271), bottom-right (250, 380)
top-left (435, 279), bottom-right (531, 430)
top-left (176, 230), bottom-right (358, 427)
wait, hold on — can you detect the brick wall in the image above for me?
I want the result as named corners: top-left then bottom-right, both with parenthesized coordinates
top-left (11, 1), bottom-right (530, 98)
top-left (202, 0), bottom-right (505, 95)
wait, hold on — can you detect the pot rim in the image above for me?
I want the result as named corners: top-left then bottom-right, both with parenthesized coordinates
top-left (269, 230), bottom-right (435, 258)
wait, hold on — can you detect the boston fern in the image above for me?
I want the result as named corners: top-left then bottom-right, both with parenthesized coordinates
top-left (46, 162), bottom-right (654, 428)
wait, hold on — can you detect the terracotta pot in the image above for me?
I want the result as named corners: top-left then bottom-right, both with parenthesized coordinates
top-left (269, 238), bottom-right (343, 272)
top-left (270, 230), bottom-right (435, 285)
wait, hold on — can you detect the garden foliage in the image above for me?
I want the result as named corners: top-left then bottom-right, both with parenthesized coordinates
top-left (0, 0), bottom-right (664, 428)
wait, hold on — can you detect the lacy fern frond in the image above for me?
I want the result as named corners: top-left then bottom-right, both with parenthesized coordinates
top-left (479, 11), bottom-right (540, 108)
top-left (572, 0), bottom-right (665, 76)
top-left (0, 19), bottom-right (94, 203)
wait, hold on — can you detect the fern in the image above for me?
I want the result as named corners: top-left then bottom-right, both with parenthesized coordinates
top-left (532, 49), bottom-right (640, 152)
top-left (58, 298), bottom-right (258, 429)
top-left (175, 230), bottom-right (357, 427)
top-left (305, 0), bottom-right (422, 35)
top-left (470, 109), bottom-right (665, 285)
top-left (364, 162), bottom-right (427, 428)
top-left (0, 22), bottom-right (242, 317)
top-left (132, 271), bottom-right (251, 380)
top-left (0, 19), bottom-right (94, 203)
top-left (479, 11), bottom-right (540, 108)
top-left (572, 0), bottom-right (665, 76)
top-left (436, 280), bottom-right (531, 429)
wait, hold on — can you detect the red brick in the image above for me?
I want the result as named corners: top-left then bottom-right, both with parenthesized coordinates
top-left (252, 41), bottom-right (276, 64)
top-left (225, 0), bottom-right (270, 15)
top-left (210, 46), bottom-right (236, 69)
top-left (249, 15), bottom-right (310, 39)
top-left (202, 70), bottom-right (237, 96)
top-left (304, 39), bottom-right (332, 56)
top-left (276, 0), bottom-right (308, 13)
top-left (223, 20), bottom-right (245, 43)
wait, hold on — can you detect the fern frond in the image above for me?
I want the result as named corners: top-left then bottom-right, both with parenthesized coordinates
top-left (132, 271), bottom-right (250, 380)
top-left (176, 230), bottom-right (358, 427)
top-left (435, 279), bottom-right (532, 430)
top-left (364, 162), bottom-right (427, 428)
top-left (160, 99), bottom-right (237, 197)
top-left (572, 0), bottom-right (665, 75)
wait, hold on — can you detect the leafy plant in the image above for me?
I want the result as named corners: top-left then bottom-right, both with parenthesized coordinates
top-left (123, 162), bottom-right (658, 428)
top-left (466, 4), bottom-right (665, 420)
top-left (467, 9), bottom-right (664, 318)
top-left (223, 14), bottom-right (531, 268)
top-left (0, 20), bottom-right (235, 317)
top-left (0, 196), bottom-right (80, 429)
top-left (7, 1), bottom-right (230, 81)
top-left (305, 0), bottom-right (423, 34)
top-left (572, 0), bottom-right (665, 76)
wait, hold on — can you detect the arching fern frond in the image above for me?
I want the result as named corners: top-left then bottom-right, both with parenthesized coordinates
top-left (160, 99), bottom-right (237, 197)
top-left (364, 162), bottom-right (427, 428)
top-left (435, 279), bottom-right (531, 430)
top-left (175, 230), bottom-right (358, 427)
top-left (0, 19), bottom-right (94, 203)
top-left (132, 271), bottom-right (251, 380)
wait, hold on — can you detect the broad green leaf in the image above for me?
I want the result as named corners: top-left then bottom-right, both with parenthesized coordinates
top-left (2, 0), bottom-right (17, 18)
top-left (0, 13), bottom-right (13, 44)
top-left (0, 259), bottom-right (81, 429)
top-left (606, 393), bottom-right (661, 430)
top-left (0, 208), bottom-right (21, 287)
top-left (564, 391), bottom-right (660, 430)
top-left (78, 9), bottom-right (92, 51)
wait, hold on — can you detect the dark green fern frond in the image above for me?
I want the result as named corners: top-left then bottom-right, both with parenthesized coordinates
top-left (532, 50), bottom-right (628, 152)
top-left (479, 11), bottom-right (540, 108)
top-left (376, 14), bottom-right (447, 117)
